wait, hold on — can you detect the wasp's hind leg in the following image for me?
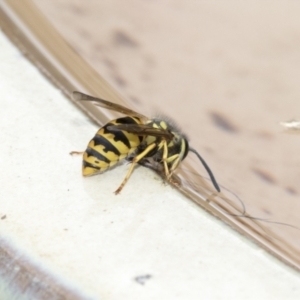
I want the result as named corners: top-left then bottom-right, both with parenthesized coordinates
top-left (114, 143), bottom-right (157, 195)
top-left (70, 151), bottom-right (84, 155)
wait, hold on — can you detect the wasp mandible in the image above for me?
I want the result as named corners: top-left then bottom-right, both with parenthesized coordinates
top-left (72, 91), bottom-right (220, 194)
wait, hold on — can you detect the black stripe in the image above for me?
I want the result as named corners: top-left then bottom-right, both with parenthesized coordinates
top-left (138, 135), bottom-right (143, 143)
top-left (86, 147), bottom-right (110, 163)
top-left (182, 138), bottom-right (189, 160)
top-left (103, 124), bottom-right (131, 149)
top-left (115, 117), bottom-right (144, 143)
top-left (83, 161), bottom-right (101, 170)
top-left (93, 134), bottom-right (121, 156)
top-left (115, 116), bottom-right (138, 125)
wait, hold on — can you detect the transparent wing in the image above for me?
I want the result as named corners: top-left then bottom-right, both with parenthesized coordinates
top-left (73, 91), bottom-right (147, 120)
top-left (107, 124), bottom-right (174, 140)
top-left (170, 161), bottom-right (300, 270)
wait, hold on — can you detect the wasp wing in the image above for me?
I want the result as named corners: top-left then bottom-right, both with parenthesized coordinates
top-left (107, 124), bottom-right (174, 140)
top-left (73, 91), bottom-right (147, 119)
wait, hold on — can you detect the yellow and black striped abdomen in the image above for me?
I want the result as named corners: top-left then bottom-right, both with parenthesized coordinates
top-left (83, 116), bottom-right (144, 176)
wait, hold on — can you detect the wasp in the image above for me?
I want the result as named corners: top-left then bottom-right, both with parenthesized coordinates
top-left (72, 91), bottom-right (220, 194)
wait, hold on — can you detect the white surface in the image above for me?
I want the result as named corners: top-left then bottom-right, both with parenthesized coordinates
top-left (0, 31), bottom-right (300, 300)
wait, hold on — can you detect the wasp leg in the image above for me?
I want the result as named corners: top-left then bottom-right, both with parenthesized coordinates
top-left (167, 155), bottom-right (181, 179)
top-left (70, 151), bottom-right (84, 155)
top-left (162, 140), bottom-right (170, 177)
top-left (169, 156), bottom-right (181, 174)
top-left (114, 143), bottom-right (157, 194)
top-left (162, 141), bottom-right (182, 181)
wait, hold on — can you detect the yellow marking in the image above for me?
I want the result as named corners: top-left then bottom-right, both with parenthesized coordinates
top-left (101, 131), bottom-right (140, 152)
top-left (169, 156), bottom-right (181, 173)
top-left (157, 142), bottom-right (164, 150)
top-left (97, 125), bottom-right (141, 152)
top-left (145, 136), bottom-right (156, 145)
top-left (82, 117), bottom-right (143, 178)
top-left (109, 118), bottom-right (142, 149)
top-left (162, 140), bottom-right (170, 177)
top-left (122, 131), bottom-right (141, 148)
top-left (115, 143), bottom-right (157, 194)
top-left (160, 121), bottom-right (167, 129)
top-left (83, 153), bottom-right (109, 169)
top-left (88, 141), bottom-right (120, 162)
top-left (166, 154), bottom-right (179, 163)
top-left (83, 166), bottom-right (101, 176)
top-left (119, 154), bottom-right (128, 160)
top-left (169, 139), bottom-right (186, 173)
top-left (179, 139), bottom-right (187, 160)
top-left (109, 160), bottom-right (118, 168)
top-left (83, 157), bottom-right (119, 176)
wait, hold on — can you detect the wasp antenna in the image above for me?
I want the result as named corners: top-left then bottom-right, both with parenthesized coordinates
top-left (189, 147), bottom-right (221, 193)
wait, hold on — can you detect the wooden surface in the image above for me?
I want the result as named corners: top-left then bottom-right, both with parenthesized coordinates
top-left (32, 0), bottom-right (300, 251)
